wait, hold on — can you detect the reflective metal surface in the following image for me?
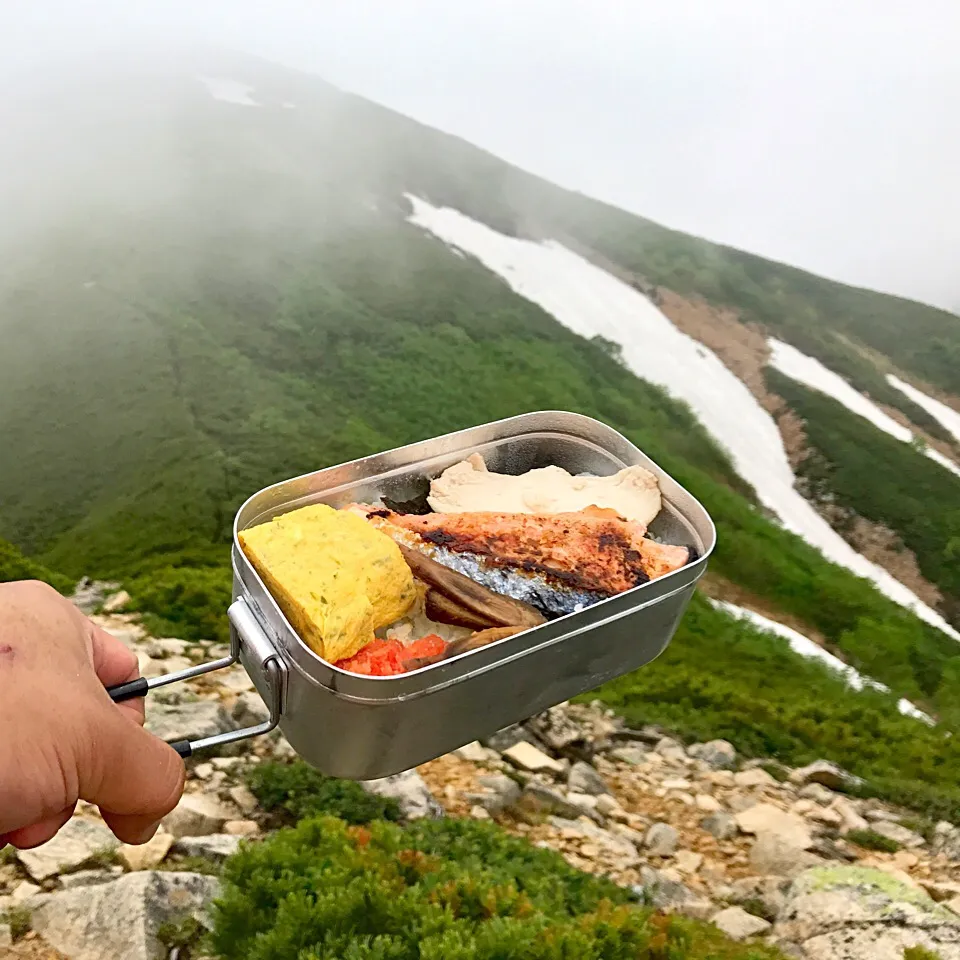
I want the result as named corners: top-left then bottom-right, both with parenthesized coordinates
top-left (232, 412), bottom-right (716, 779)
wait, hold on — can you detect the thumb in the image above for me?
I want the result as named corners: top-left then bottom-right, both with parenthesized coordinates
top-left (78, 703), bottom-right (185, 844)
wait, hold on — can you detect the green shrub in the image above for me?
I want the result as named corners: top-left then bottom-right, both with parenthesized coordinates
top-left (208, 815), bottom-right (785, 959)
top-left (903, 947), bottom-right (943, 960)
top-left (845, 829), bottom-right (902, 853)
top-left (127, 562), bottom-right (233, 644)
top-left (245, 760), bottom-right (401, 825)
top-left (1, 906), bottom-right (32, 942)
top-left (0, 537), bottom-right (72, 593)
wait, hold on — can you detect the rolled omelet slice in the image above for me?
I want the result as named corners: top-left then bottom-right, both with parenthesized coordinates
top-left (238, 503), bottom-right (417, 663)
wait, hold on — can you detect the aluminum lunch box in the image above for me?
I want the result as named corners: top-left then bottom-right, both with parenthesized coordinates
top-left (109, 412), bottom-right (716, 778)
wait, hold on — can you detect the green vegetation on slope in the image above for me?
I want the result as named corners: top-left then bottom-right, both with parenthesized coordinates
top-left (769, 368), bottom-right (960, 624)
top-left (209, 815), bottom-right (783, 960)
top-left (588, 594), bottom-right (960, 822)
top-left (0, 538), bottom-right (71, 593)
top-left (245, 759), bottom-right (402, 826)
top-left (5, 209), bottom-right (958, 730)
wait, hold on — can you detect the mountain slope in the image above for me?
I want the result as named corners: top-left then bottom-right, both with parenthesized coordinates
top-left (3, 48), bottom-right (960, 740)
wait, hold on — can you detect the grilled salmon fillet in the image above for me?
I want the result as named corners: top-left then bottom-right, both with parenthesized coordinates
top-left (387, 510), bottom-right (692, 595)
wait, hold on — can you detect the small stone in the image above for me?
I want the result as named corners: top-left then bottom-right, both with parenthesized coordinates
top-left (705, 770), bottom-right (737, 787)
top-left (662, 777), bottom-right (693, 791)
top-left (733, 768), bottom-right (777, 789)
top-left (16, 817), bottom-right (120, 882)
top-left (609, 745), bottom-right (647, 765)
top-left (223, 820), bottom-right (259, 836)
top-left (634, 866), bottom-right (696, 912)
top-left (469, 805), bottom-right (491, 820)
top-left (701, 812), bottom-right (738, 841)
top-left (482, 724), bottom-right (542, 753)
top-left (687, 740), bottom-right (737, 770)
top-left (173, 835), bottom-right (243, 861)
top-left (0, 924), bottom-right (11, 948)
top-left (228, 785), bottom-right (259, 816)
top-left (519, 783), bottom-right (594, 822)
top-left (788, 760), bottom-right (864, 792)
top-left (711, 906), bottom-right (771, 940)
top-left (595, 794), bottom-right (624, 818)
top-left (12, 880), bottom-right (42, 902)
top-left (118, 832), bottom-right (174, 871)
top-left (466, 774), bottom-right (522, 815)
top-left (453, 741), bottom-right (489, 763)
top-left (645, 822), bottom-right (679, 856)
top-left (567, 761), bottom-right (609, 796)
top-left (162, 794), bottom-right (231, 838)
top-left (143, 637), bottom-right (190, 659)
top-left (749, 834), bottom-right (822, 877)
top-left (798, 782), bottom-right (836, 804)
top-left (696, 794), bottom-right (722, 813)
top-left (674, 850), bottom-right (703, 875)
top-left (502, 741), bottom-right (564, 774)
top-left (808, 806), bottom-right (843, 829)
top-left (832, 797), bottom-right (869, 834)
top-left (192, 762), bottom-right (215, 781)
top-left (735, 804), bottom-right (813, 849)
top-left (870, 820), bottom-right (925, 848)
top-left (211, 756), bottom-right (243, 771)
top-left (945, 896), bottom-right (960, 917)
top-left (101, 590), bottom-right (131, 613)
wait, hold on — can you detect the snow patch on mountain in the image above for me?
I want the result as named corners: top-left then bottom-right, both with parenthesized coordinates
top-left (198, 76), bottom-right (259, 107)
top-left (405, 195), bottom-right (959, 641)
top-left (889, 374), bottom-right (960, 447)
top-left (769, 339), bottom-right (960, 478)
top-left (710, 599), bottom-right (934, 724)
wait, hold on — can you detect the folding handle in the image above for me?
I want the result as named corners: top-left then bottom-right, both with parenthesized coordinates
top-left (106, 598), bottom-right (285, 758)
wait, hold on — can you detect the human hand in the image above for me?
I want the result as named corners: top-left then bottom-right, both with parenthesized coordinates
top-left (0, 580), bottom-right (185, 849)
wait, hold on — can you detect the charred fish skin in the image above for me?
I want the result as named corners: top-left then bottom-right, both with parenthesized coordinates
top-left (428, 546), bottom-right (605, 619)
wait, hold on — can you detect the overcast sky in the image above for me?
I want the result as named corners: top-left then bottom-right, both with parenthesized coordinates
top-left (3, 1), bottom-right (959, 312)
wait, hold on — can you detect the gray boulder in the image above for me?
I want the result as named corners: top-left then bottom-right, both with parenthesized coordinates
top-left (361, 769), bottom-right (443, 820)
top-left (712, 906), bottom-right (771, 940)
top-left (789, 760), bottom-right (864, 792)
top-left (465, 774), bottom-right (522, 815)
top-left (567, 761), bottom-right (610, 796)
top-left (688, 740), bottom-right (737, 770)
top-left (30, 871), bottom-right (220, 960)
top-left (778, 866), bottom-right (960, 960)
top-left (16, 817), bottom-right (120, 882)
top-left (701, 811), bottom-right (738, 841)
top-left (146, 700), bottom-right (234, 743)
top-left (645, 822), bottom-right (679, 856)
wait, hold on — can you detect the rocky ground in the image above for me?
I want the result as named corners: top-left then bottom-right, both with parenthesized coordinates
top-left (3, 585), bottom-right (960, 959)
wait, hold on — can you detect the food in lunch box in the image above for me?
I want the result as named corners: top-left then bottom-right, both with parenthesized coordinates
top-left (357, 507), bottom-right (693, 618)
top-left (427, 454), bottom-right (662, 526)
top-left (240, 456), bottom-right (695, 677)
top-left (237, 504), bottom-right (418, 663)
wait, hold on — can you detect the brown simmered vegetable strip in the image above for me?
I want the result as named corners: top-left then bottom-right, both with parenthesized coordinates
top-left (446, 625), bottom-right (526, 656)
top-left (424, 589), bottom-right (499, 630)
top-left (397, 542), bottom-right (545, 629)
top-left (403, 625), bottom-right (527, 670)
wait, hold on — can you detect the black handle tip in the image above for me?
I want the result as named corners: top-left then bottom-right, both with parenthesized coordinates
top-left (107, 676), bottom-right (149, 703)
top-left (168, 739), bottom-right (193, 759)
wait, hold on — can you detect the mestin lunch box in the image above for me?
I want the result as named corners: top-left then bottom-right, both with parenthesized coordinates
top-left (109, 412), bottom-right (716, 779)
